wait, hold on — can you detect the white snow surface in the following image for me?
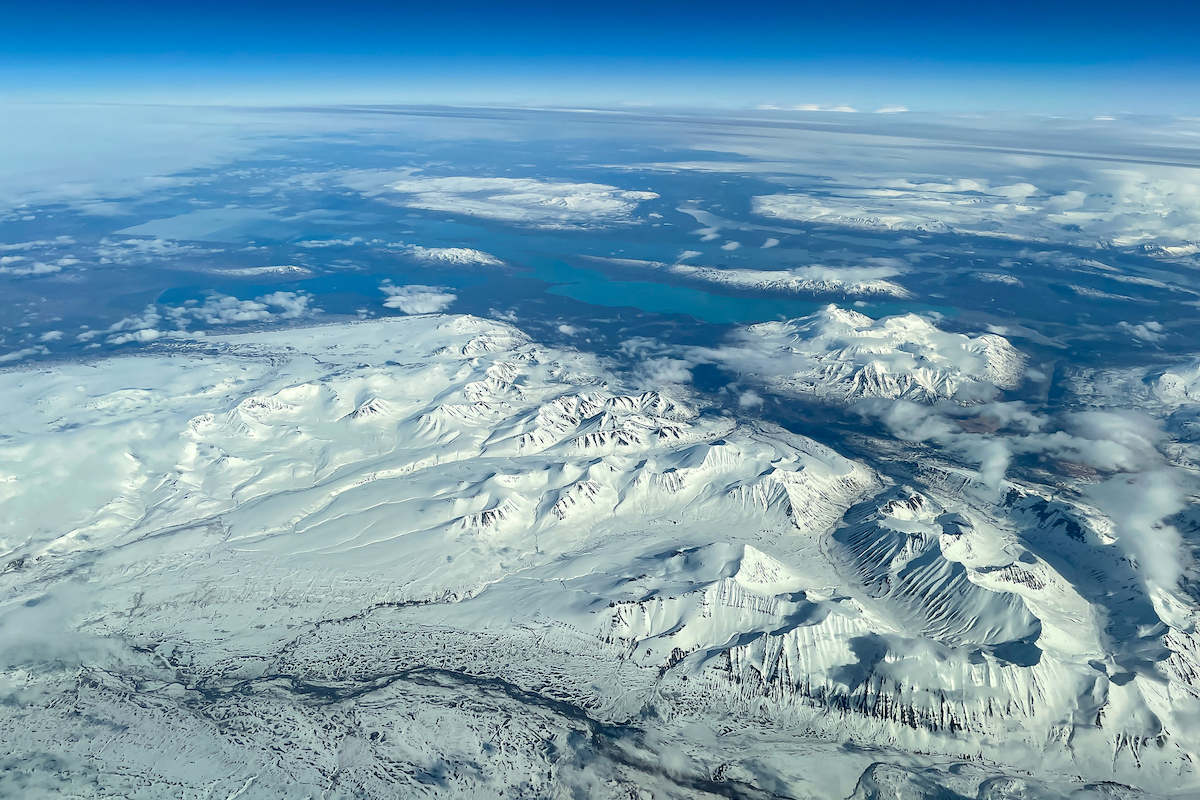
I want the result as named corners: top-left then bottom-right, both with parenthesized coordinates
top-left (379, 176), bottom-right (659, 228)
top-left (405, 245), bottom-right (504, 266)
top-left (599, 257), bottom-right (911, 297)
top-left (0, 315), bottom-right (1195, 799)
top-left (753, 171), bottom-right (1200, 254)
top-left (700, 305), bottom-right (1027, 403)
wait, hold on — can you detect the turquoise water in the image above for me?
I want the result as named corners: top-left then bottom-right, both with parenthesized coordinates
top-left (530, 258), bottom-right (955, 325)
top-left (137, 207), bottom-right (959, 328)
top-left (548, 272), bottom-right (822, 324)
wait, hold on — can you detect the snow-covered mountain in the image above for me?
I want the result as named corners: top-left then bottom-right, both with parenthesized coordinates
top-left (0, 314), bottom-right (1195, 799)
top-left (595, 257), bottom-right (911, 298)
top-left (699, 305), bottom-right (1026, 403)
top-left (405, 245), bottom-right (504, 266)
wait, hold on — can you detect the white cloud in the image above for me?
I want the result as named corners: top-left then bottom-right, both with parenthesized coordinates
top-left (107, 328), bottom-right (165, 346)
top-left (103, 292), bottom-right (318, 344)
top-left (0, 345), bottom-right (49, 363)
top-left (0, 237), bottom-right (74, 252)
top-left (0, 237), bottom-right (77, 275)
top-left (255, 291), bottom-right (315, 320)
top-left (169, 296), bottom-right (274, 327)
top-left (720, 241), bottom-right (741, 251)
top-left (0, 261), bottom-right (62, 276)
top-left (630, 357), bottom-right (693, 390)
top-left (761, 238), bottom-right (780, 249)
top-left (380, 283), bottom-right (457, 315)
top-left (1117, 320), bottom-right (1166, 342)
top-left (1082, 469), bottom-right (1188, 589)
top-left (38, 330), bottom-right (63, 342)
top-left (96, 237), bottom-right (220, 265)
top-left (738, 390), bottom-right (764, 409)
top-left (858, 397), bottom-right (1193, 587)
top-left (373, 177), bottom-right (658, 229)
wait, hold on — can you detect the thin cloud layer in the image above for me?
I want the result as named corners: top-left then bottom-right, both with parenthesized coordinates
top-left (857, 399), bottom-right (1194, 589)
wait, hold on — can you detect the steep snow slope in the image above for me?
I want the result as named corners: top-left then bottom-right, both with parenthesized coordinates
top-left (699, 305), bottom-right (1026, 403)
top-left (0, 315), bottom-right (1194, 799)
top-left (594, 257), bottom-right (911, 298)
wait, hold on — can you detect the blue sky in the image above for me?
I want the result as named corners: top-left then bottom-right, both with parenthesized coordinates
top-left (3, 0), bottom-right (1198, 112)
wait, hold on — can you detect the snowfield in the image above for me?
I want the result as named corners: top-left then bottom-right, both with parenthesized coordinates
top-left (0, 315), bottom-right (1197, 799)
top-left (377, 176), bottom-right (660, 229)
top-left (698, 305), bottom-right (1027, 404)
top-left (752, 170), bottom-right (1200, 256)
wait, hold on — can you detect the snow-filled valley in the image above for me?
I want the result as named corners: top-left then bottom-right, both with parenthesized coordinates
top-left (1, 313), bottom-right (1198, 799)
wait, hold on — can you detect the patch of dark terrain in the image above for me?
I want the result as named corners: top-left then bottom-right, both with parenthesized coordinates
top-left (170, 663), bottom-right (792, 800)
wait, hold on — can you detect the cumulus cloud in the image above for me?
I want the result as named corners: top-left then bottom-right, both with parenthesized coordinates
top-left (101, 291), bottom-right (318, 345)
top-left (738, 390), bottom-right (764, 409)
top-left (107, 328), bottom-right (166, 346)
top-left (1118, 320), bottom-right (1166, 342)
top-left (379, 282), bottom-right (457, 314)
top-left (166, 292), bottom-right (315, 328)
top-left (630, 357), bottom-right (693, 390)
top-left (96, 237), bottom-right (221, 265)
top-left (0, 345), bottom-right (49, 363)
top-left (254, 291), bottom-right (315, 319)
top-left (0, 261), bottom-right (62, 276)
top-left (721, 241), bottom-right (741, 251)
top-left (761, 238), bottom-right (780, 249)
top-left (0, 236), bottom-right (75, 252)
top-left (372, 177), bottom-right (658, 229)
